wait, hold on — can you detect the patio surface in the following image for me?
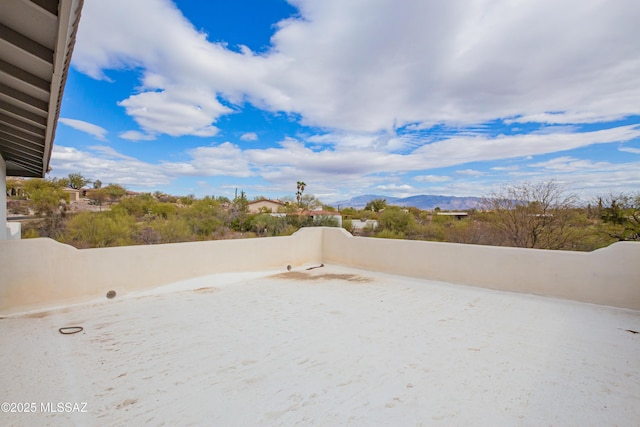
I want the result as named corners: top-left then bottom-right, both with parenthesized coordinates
top-left (1, 265), bottom-right (639, 426)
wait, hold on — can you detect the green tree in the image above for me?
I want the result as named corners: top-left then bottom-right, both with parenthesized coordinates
top-left (365, 198), bottom-right (387, 212)
top-left (66, 173), bottom-right (92, 190)
top-left (296, 181), bottom-right (306, 207)
top-left (23, 178), bottom-right (69, 217)
top-left (112, 193), bottom-right (157, 218)
top-left (21, 178), bottom-right (70, 238)
top-left (230, 191), bottom-right (250, 231)
top-left (183, 196), bottom-right (226, 237)
top-left (103, 183), bottom-right (127, 203)
top-left (378, 206), bottom-right (416, 238)
top-left (86, 188), bottom-right (107, 209)
top-left (63, 211), bottom-right (135, 248)
top-left (299, 193), bottom-right (322, 211)
top-left (598, 192), bottom-right (640, 241)
top-left (146, 217), bottom-right (192, 243)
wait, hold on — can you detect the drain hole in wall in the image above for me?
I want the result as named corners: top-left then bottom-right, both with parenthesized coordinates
top-left (106, 290), bottom-right (117, 299)
top-left (287, 265), bottom-right (292, 271)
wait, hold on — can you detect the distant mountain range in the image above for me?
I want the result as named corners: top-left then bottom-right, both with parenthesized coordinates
top-left (331, 194), bottom-right (483, 211)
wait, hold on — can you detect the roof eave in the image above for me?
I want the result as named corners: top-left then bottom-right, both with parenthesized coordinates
top-left (40, 0), bottom-right (84, 177)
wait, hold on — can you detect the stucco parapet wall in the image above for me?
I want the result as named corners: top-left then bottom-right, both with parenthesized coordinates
top-left (321, 227), bottom-right (640, 310)
top-left (0, 227), bottom-right (324, 314)
top-left (1, 227), bottom-right (639, 314)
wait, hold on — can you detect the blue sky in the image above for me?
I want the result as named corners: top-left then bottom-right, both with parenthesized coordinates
top-left (52, 0), bottom-right (640, 203)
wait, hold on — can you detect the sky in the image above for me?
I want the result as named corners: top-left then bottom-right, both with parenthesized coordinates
top-left (51, 0), bottom-right (640, 203)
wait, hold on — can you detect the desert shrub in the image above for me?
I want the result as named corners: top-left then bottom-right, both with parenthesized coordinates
top-left (63, 211), bottom-right (135, 248)
top-left (147, 217), bottom-right (192, 243)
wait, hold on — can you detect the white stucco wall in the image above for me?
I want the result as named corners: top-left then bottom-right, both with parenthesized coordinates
top-left (322, 228), bottom-right (640, 310)
top-left (1, 227), bottom-right (639, 314)
top-left (6, 222), bottom-right (20, 240)
top-left (0, 227), bottom-right (324, 314)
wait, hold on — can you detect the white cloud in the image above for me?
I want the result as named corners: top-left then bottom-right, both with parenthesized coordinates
top-left (177, 142), bottom-right (253, 177)
top-left (50, 132), bottom-right (640, 200)
top-left (491, 166), bottom-right (519, 171)
top-left (117, 88), bottom-right (226, 137)
top-left (240, 132), bottom-right (258, 141)
top-left (376, 184), bottom-right (414, 192)
top-left (456, 169), bottom-right (485, 176)
top-left (50, 145), bottom-right (171, 187)
top-left (59, 118), bottom-right (108, 140)
top-left (414, 175), bottom-right (452, 183)
top-left (73, 0), bottom-right (640, 136)
top-left (619, 146), bottom-right (640, 154)
top-left (408, 125), bottom-right (640, 169)
top-left (119, 130), bottom-right (156, 141)
top-left (528, 156), bottom-right (613, 172)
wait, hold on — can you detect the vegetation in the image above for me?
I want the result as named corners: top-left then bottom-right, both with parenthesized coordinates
top-left (480, 181), bottom-right (582, 249)
top-left (7, 174), bottom-right (638, 251)
top-left (296, 181), bottom-right (306, 206)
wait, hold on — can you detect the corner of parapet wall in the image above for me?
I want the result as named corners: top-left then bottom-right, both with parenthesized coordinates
top-left (319, 230), bottom-right (640, 310)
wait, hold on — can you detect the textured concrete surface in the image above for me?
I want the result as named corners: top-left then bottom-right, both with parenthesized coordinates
top-left (1, 265), bottom-right (639, 426)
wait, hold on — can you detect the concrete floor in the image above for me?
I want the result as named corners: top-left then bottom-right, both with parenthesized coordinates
top-left (1, 265), bottom-right (639, 426)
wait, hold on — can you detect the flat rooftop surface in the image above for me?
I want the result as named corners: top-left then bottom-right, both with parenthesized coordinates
top-left (1, 265), bottom-right (639, 426)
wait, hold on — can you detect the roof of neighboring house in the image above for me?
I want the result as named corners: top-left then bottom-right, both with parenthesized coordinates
top-left (248, 198), bottom-right (285, 206)
top-left (0, 0), bottom-right (84, 177)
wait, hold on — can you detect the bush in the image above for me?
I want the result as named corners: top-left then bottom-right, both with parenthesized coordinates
top-left (63, 211), bottom-right (135, 248)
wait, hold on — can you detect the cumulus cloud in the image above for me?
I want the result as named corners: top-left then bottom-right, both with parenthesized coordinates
top-left (50, 129), bottom-right (640, 199)
top-left (73, 0), bottom-right (640, 136)
top-left (50, 145), bottom-right (172, 187)
top-left (62, 0), bottom-right (640, 199)
top-left (240, 132), bottom-right (258, 141)
top-left (59, 118), bottom-right (108, 140)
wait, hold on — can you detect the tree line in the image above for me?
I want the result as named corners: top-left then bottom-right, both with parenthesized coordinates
top-left (345, 181), bottom-right (640, 251)
top-left (6, 174), bottom-right (339, 248)
top-left (6, 175), bottom-right (639, 251)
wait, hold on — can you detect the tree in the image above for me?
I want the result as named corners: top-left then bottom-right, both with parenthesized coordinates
top-left (63, 211), bottom-right (135, 248)
top-left (365, 198), bottom-right (387, 212)
top-left (22, 178), bottom-right (70, 238)
top-left (299, 193), bottom-right (322, 211)
top-left (93, 179), bottom-right (102, 189)
top-left (598, 192), bottom-right (640, 241)
top-left (66, 173), bottom-right (92, 190)
top-left (86, 188), bottom-right (107, 209)
top-left (296, 181), bottom-right (306, 207)
top-left (23, 178), bottom-right (69, 217)
top-left (103, 183), bottom-right (127, 203)
top-left (481, 181), bottom-right (581, 249)
top-left (378, 206), bottom-right (416, 238)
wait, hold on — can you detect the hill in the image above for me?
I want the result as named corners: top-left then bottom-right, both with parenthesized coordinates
top-left (332, 194), bottom-right (482, 211)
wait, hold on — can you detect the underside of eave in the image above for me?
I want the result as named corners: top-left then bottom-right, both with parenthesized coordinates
top-left (0, 0), bottom-right (84, 178)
